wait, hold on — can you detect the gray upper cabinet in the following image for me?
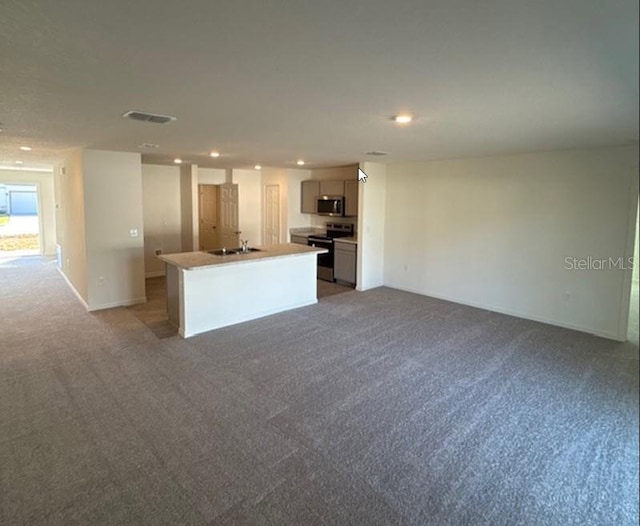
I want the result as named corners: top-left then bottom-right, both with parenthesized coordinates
top-left (319, 180), bottom-right (344, 196)
top-left (344, 180), bottom-right (358, 217)
top-left (301, 180), bottom-right (319, 213)
top-left (300, 174), bottom-right (359, 216)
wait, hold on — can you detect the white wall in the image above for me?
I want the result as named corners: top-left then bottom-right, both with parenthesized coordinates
top-left (357, 162), bottom-right (386, 291)
top-left (198, 168), bottom-right (226, 185)
top-left (383, 146), bottom-right (639, 340)
top-left (180, 164), bottom-right (199, 252)
top-left (633, 204), bottom-right (639, 284)
top-left (55, 150), bottom-right (88, 302)
top-left (233, 168), bottom-right (262, 245)
top-left (141, 164), bottom-right (182, 276)
top-left (140, 165), bottom-right (273, 261)
top-left (0, 169), bottom-right (56, 256)
top-left (162, 165), bottom-right (316, 250)
top-left (83, 150), bottom-right (145, 310)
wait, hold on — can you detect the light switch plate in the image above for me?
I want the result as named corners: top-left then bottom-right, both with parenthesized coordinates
top-left (129, 229), bottom-right (139, 238)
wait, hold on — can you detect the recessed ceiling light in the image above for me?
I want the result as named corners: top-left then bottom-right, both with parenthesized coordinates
top-left (173, 158), bottom-right (183, 164)
top-left (15, 160), bottom-right (23, 165)
top-left (392, 114), bottom-right (413, 124)
top-left (296, 160), bottom-right (305, 166)
top-left (254, 164), bottom-right (262, 170)
top-left (209, 151), bottom-right (221, 158)
top-left (20, 146), bottom-right (32, 151)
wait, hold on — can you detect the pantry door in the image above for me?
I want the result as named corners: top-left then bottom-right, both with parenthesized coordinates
top-left (219, 183), bottom-right (240, 248)
top-left (263, 184), bottom-right (280, 245)
top-left (198, 184), bottom-right (219, 250)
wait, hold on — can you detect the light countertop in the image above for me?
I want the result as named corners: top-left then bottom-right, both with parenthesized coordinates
top-left (158, 243), bottom-right (327, 270)
top-left (289, 230), bottom-right (358, 244)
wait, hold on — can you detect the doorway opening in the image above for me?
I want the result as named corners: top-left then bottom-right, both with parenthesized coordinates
top-left (0, 183), bottom-right (41, 258)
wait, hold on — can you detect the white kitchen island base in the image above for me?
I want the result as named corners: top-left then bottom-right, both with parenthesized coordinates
top-left (160, 244), bottom-right (324, 338)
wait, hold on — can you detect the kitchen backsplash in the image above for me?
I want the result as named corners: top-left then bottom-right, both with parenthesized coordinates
top-left (290, 219), bottom-right (358, 236)
top-left (289, 226), bottom-right (326, 234)
top-left (310, 215), bottom-right (358, 230)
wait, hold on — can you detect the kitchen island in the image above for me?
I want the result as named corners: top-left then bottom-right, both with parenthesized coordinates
top-left (158, 243), bottom-right (327, 338)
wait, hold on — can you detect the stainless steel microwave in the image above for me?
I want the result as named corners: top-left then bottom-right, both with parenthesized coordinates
top-left (316, 195), bottom-right (344, 216)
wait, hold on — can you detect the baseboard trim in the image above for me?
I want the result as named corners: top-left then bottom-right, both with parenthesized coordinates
top-left (87, 296), bottom-right (147, 312)
top-left (145, 271), bottom-right (165, 278)
top-left (57, 268), bottom-right (89, 310)
top-left (385, 282), bottom-right (622, 342)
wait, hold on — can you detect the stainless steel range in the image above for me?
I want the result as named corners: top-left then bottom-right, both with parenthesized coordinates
top-left (308, 223), bottom-right (354, 282)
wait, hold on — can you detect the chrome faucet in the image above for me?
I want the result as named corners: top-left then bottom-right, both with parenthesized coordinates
top-left (240, 239), bottom-right (249, 253)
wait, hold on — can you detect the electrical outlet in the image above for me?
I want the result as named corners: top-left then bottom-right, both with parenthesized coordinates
top-left (129, 228), bottom-right (139, 238)
top-left (98, 276), bottom-right (105, 286)
top-left (155, 249), bottom-right (162, 256)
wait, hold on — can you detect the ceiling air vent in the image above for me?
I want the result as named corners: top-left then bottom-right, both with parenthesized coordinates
top-left (365, 150), bottom-right (390, 156)
top-left (123, 110), bottom-right (176, 124)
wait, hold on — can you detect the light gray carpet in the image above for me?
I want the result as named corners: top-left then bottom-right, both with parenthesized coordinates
top-left (1, 257), bottom-right (638, 525)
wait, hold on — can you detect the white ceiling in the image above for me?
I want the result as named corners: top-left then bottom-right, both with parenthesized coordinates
top-left (0, 0), bottom-right (637, 170)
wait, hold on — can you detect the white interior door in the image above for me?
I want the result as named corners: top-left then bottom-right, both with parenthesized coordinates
top-left (263, 184), bottom-right (280, 245)
top-left (220, 183), bottom-right (240, 248)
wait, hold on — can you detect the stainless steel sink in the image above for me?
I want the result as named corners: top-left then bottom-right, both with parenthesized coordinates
top-left (208, 247), bottom-right (262, 256)
top-left (232, 247), bottom-right (262, 254)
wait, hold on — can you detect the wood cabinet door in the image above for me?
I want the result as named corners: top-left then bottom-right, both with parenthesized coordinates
top-left (301, 180), bottom-right (319, 213)
top-left (344, 180), bottom-right (358, 217)
top-left (198, 184), bottom-right (219, 250)
top-left (319, 180), bottom-right (344, 196)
